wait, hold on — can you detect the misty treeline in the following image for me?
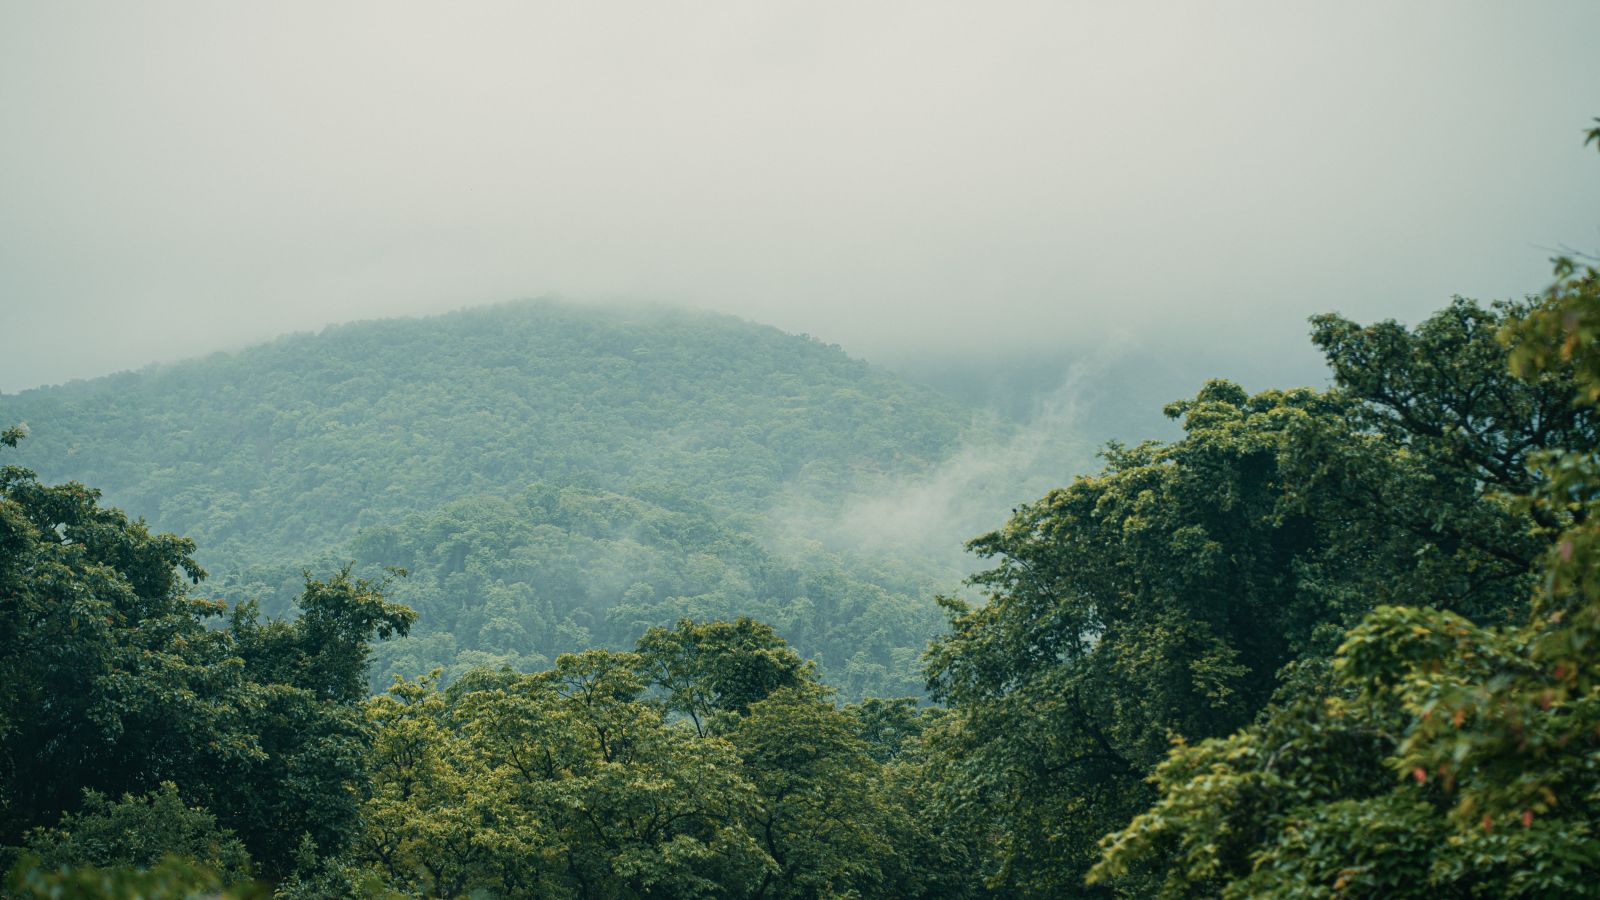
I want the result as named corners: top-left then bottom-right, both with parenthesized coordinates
top-left (4, 302), bottom-right (975, 701)
top-left (4, 134), bottom-right (1600, 898)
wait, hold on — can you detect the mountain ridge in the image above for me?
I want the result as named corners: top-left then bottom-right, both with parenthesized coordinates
top-left (4, 297), bottom-right (980, 696)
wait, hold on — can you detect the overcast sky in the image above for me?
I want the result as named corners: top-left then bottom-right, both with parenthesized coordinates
top-left (2, 1), bottom-right (1597, 393)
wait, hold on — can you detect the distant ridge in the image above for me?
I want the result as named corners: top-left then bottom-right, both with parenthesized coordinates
top-left (7, 299), bottom-right (970, 562)
top-left (4, 299), bottom-right (976, 696)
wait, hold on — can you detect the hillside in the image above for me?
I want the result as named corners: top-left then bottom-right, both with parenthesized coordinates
top-left (3, 300), bottom-right (977, 694)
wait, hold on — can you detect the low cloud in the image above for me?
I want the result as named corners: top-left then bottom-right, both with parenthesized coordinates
top-left (767, 334), bottom-right (1137, 576)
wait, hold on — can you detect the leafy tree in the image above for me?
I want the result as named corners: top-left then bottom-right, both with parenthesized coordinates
top-left (728, 687), bottom-right (897, 899)
top-left (857, 706), bottom-right (989, 900)
top-left (0, 432), bottom-right (412, 878)
top-left (16, 783), bottom-right (253, 887)
top-left (232, 568), bottom-right (415, 703)
top-left (1309, 296), bottom-right (1592, 575)
top-left (0, 441), bottom-right (213, 849)
top-left (636, 618), bottom-right (814, 735)
top-left (1090, 126), bottom-right (1600, 897)
top-left (358, 654), bottom-right (774, 898)
top-left (355, 670), bottom-right (503, 897)
top-left (924, 295), bottom-right (1566, 893)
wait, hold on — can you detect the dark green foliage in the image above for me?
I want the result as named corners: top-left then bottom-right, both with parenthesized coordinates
top-left (231, 569), bottom-right (416, 703)
top-left (0, 441), bottom-right (411, 880)
top-left (1093, 158), bottom-right (1600, 895)
top-left (0, 455), bottom-right (216, 849)
top-left (20, 783), bottom-right (252, 885)
top-left (636, 617), bottom-right (813, 734)
top-left (1310, 297), bottom-right (1593, 566)
top-left (925, 298), bottom-right (1564, 894)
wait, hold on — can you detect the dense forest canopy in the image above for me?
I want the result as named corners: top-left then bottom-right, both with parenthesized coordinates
top-left (3, 127), bottom-right (1598, 900)
top-left (5, 300), bottom-right (970, 562)
top-left (3, 301), bottom-right (984, 699)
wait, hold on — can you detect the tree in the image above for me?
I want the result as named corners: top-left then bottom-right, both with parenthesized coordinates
top-left (635, 618), bottom-right (813, 735)
top-left (15, 782), bottom-right (252, 887)
top-left (728, 687), bottom-right (897, 899)
top-left (357, 653), bottom-right (774, 898)
top-left (1090, 125), bottom-right (1600, 898)
top-left (0, 441), bottom-right (215, 850)
top-left (924, 296), bottom-right (1567, 893)
top-left (0, 432), bottom-right (413, 878)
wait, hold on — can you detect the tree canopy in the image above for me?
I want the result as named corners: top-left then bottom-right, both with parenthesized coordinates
top-left (4, 125), bottom-right (1597, 898)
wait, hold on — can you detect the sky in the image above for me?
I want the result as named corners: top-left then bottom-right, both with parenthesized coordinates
top-left (3, 0), bottom-right (1598, 394)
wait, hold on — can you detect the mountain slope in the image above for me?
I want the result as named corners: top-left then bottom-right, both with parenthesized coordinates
top-left (8, 300), bottom-right (969, 560)
top-left (4, 300), bottom-right (977, 695)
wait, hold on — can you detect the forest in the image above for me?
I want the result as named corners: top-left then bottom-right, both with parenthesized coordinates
top-left (3, 302), bottom-right (978, 701)
top-left (2, 132), bottom-right (1599, 898)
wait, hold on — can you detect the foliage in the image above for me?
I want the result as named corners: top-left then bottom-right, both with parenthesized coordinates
top-left (7, 130), bottom-right (1597, 897)
top-left (331, 485), bottom-right (941, 700)
top-left (6, 301), bottom-right (967, 565)
top-left (636, 617), bottom-right (814, 735)
top-left (0, 438), bottom-right (411, 879)
top-left (844, 696), bottom-right (936, 764)
top-left (230, 568), bottom-right (416, 703)
top-left (4, 301), bottom-right (975, 701)
top-left (924, 300), bottom-right (1554, 891)
top-left (19, 783), bottom-right (252, 885)
top-left (0, 446), bottom-right (209, 850)
top-left (351, 641), bottom-right (961, 898)
top-left (1089, 129), bottom-right (1600, 897)
top-left (0, 419), bottom-right (964, 895)
top-left (5, 851), bottom-right (267, 900)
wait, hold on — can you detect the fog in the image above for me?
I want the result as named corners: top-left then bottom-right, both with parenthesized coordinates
top-left (768, 333), bottom-right (1133, 574)
top-left (3, 1), bottom-right (1598, 393)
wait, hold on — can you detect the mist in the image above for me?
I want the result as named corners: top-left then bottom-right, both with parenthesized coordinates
top-left (3, 1), bottom-right (1599, 394)
top-left (768, 335), bottom-right (1135, 575)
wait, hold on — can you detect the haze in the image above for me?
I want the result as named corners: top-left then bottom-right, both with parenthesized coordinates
top-left (3, 0), bottom-right (1598, 393)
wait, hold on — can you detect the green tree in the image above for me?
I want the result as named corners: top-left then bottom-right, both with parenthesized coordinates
top-left (635, 618), bottom-right (814, 735)
top-left (1090, 126), bottom-right (1600, 898)
top-left (357, 653), bottom-right (773, 898)
top-left (925, 297), bottom-right (1563, 893)
top-left (17, 782), bottom-right (252, 886)
top-left (0, 431), bottom-right (413, 878)
top-left (232, 568), bottom-right (415, 703)
top-left (728, 687), bottom-right (897, 899)
top-left (0, 441), bottom-right (213, 849)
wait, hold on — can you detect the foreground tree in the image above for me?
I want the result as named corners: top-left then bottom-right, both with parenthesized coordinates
top-left (634, 617), bottom-right (813, 736)
top-left (359, 653), bottom-right (775, 897)
top-left (1090, 127), bottom-right (1600, 897)
top-left (0, 427), bottom-right (413, 880)
top-left (923, 302), bottom-right (1559, 892)
top-left (353, 624), bottom-right (973, 898)
top-left (17, 783), bottom-right (253, 888)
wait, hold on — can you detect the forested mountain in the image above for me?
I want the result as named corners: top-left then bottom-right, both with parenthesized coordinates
top-left (348, 485), bottom-right (942, 698)
top-left (6, 300), bottom-right (968, 560)
top-left (9, 281), bottom-right (1598, 898)
top-left (2, 301), bottom-right (976, 697)
top-left (6, 127), bottom-right (1599, 898)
